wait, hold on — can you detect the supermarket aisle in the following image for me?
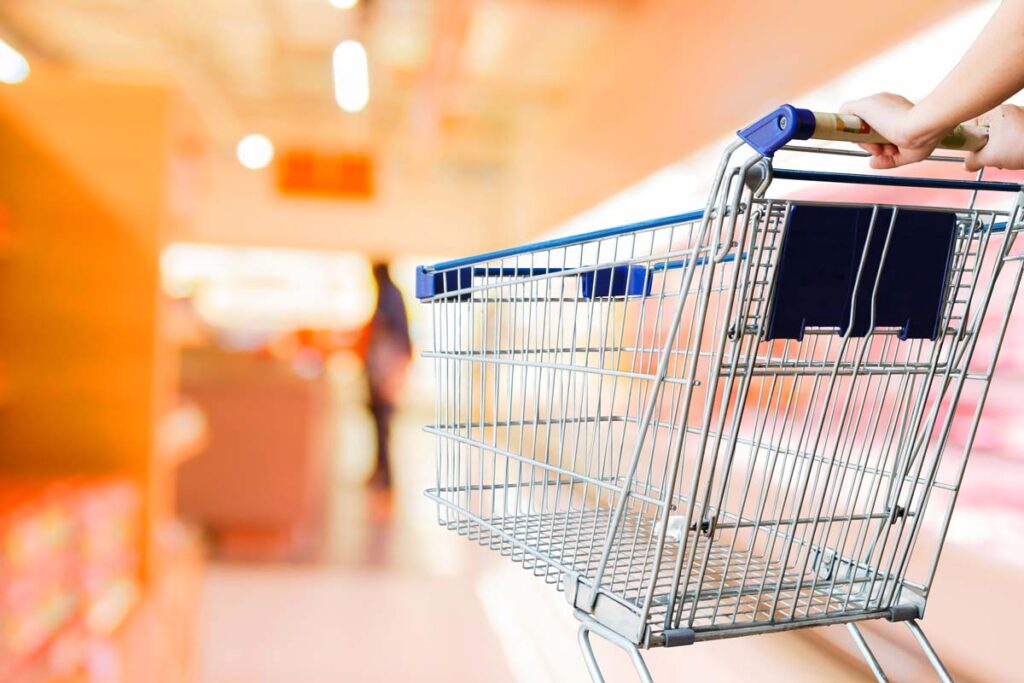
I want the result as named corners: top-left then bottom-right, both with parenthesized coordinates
top-left (193, 404), bottom-right (515, 682)
top-left (195, 573), bottom-right (874, 682)
top-left (194, 407), bottom-right (870, 683)
top-left (195, 564), bottom-right (872, 683)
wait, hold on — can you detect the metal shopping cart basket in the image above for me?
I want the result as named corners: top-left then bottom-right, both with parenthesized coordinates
top-left (414, 105), bottom-right (1024, 682)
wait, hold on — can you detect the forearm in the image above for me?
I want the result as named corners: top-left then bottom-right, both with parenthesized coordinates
top-left (906, 0), bottom-right (1024, 142)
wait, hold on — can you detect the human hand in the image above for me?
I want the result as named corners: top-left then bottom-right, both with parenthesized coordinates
top-left (964, 104), bottom-right (1024, 171)
top-left (839, 93), bottom-right (946, 169)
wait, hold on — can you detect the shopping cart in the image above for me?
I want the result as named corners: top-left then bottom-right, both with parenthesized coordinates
top-left (414, 105), bottom-right (1023, 682)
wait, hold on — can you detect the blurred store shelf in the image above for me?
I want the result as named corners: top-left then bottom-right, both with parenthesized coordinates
top-left (0, 478), bottom-right (147, 681)
top-left (155, 403), bottom-right (209, 470)
top-left (0, 65), bottom-right (206, 683)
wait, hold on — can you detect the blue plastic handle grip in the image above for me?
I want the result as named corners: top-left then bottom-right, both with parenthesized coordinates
top-left (737, 105), bottom-right (816, 156)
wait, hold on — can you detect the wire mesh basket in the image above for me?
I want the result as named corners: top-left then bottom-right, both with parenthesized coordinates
top-left (415, 105), bottom-right (1024, 681)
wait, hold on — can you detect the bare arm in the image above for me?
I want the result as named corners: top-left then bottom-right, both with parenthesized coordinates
top-left (908, 0), bottom-right (1024, 140)
top-left (841, 0), bottom-right (1024, 169)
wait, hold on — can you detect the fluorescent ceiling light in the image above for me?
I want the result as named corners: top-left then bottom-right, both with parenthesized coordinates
top-left (333, 40), bottom-right (369, 113)
top-left (0, 37), bottom-right (29, 84)
top-left (330, 0), bottom-right (359, 8)
top-left (236, 134), bottom-right (275, 170)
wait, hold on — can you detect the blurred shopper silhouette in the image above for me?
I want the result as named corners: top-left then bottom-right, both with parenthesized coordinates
top-left (363, 262), bottom-right (412, 489)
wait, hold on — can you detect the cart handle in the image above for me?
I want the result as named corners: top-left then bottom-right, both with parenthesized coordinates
top-left (738, 104), bottom-right (988, 157)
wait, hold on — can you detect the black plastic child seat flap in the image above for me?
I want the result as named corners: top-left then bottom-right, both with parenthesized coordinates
top-left (764, 205), bottom-right (956, 341)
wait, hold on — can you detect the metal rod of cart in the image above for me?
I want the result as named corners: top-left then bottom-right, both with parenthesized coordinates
top-left (415, 105), bottom-right (1024, 682)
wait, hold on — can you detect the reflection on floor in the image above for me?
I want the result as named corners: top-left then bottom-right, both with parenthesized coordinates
top-left (197, 564), bottom-right (511, 683)
top-left (194, 404), bottom-right (877, 683)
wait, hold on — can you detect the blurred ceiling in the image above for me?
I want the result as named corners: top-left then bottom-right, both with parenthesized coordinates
top-left (0, 0), bottom-right (970, 256)
top-left (0, 0), bottom-right (626, 165)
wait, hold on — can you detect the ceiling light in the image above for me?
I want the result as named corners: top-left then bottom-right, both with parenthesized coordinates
top-left (236, 134), bottom-right (274, 170)
top-left (333, 40), bottom-right (369, 113)
top-left (330, 0), bottom-right (359, 8)
top-left (0, 37), bottom-right (29, 84)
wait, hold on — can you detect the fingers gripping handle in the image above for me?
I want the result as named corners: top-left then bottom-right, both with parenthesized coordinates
top-left (810, 111), bottom-right (988, 152)
top-left (738, 104), bottom-right (988, 156)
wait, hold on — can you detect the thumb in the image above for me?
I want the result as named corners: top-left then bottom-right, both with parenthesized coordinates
top-left (964, 137), bottom-right (996, 172)
top-left (964, 151), bottom-right (983, 172)
top-left (964, 142), bottom-right (998, 171)
top-left (963, 111), bottom-right (994, 171)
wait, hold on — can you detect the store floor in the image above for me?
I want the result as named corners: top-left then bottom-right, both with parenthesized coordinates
top-left (193, 406), bottom-right (872, 683)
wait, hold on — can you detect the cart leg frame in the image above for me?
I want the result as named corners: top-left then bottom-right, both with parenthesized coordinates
top-left (847, 620), bottom-right (954, 683)
top-left (576, 614), bottom-right (954, 683)
top-left (847, 623), bottom-right (889, 682)
top-left (905, 620), bottom-right (954, 683)
top-left (575, 611), bottom-right (653, 683)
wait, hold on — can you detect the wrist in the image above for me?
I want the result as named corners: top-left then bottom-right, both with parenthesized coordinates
top-left (901, 105), bottom-right (952, 148)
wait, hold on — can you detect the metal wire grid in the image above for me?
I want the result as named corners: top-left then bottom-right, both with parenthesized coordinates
top-left (421, 146), bottom-right (1024, 644)
top-left (439, 506), bottom-right (875, 629)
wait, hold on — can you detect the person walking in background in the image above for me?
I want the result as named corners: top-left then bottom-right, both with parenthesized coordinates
top-left (363, 262), bottom-right (412, 490)
top-left (841, 0), bottom-right (1024, 171)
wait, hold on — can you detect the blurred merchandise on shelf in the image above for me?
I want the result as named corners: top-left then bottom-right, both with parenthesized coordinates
top-left (0, 478), bottom-right (139, 681)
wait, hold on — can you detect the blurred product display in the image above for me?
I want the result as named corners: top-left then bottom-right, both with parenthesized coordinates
top-left (0, 478), bottom-right (139, 681)
top-left (0, 67), bottom-right (204, 683)
top-left (176, 348), bottom-right (331, 562)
